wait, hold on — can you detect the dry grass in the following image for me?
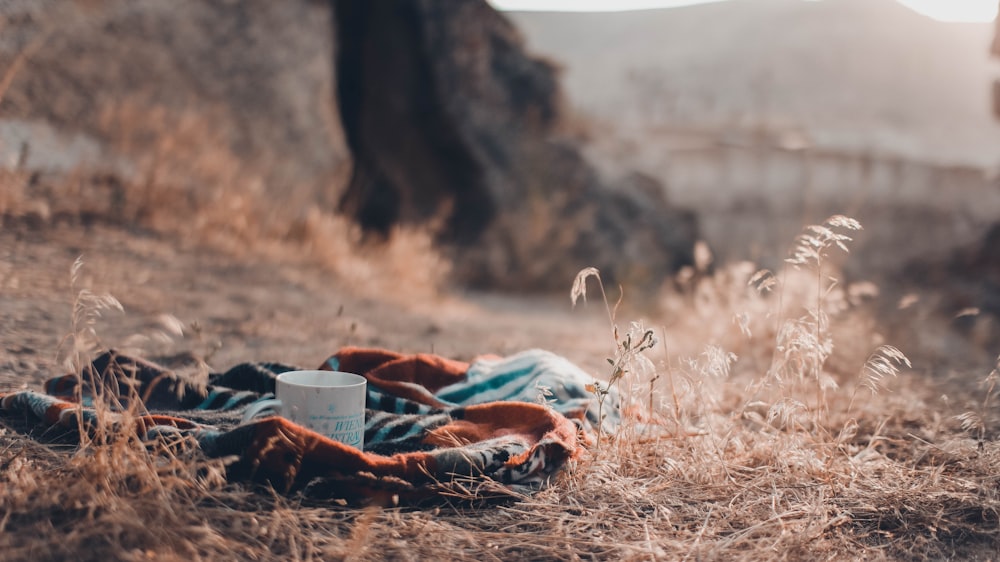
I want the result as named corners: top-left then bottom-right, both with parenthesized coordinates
top-left (3, 6), bottom-right (997, 559)
top-left (0, 100), bottom-right (449, 305)
top-left (3, 197), bottom-right (1000, 560)
top-left (0, 75), bottom-right (997, 557)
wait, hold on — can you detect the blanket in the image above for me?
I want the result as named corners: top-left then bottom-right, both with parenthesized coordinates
top-left (0, 347), bottom-right (619, 505)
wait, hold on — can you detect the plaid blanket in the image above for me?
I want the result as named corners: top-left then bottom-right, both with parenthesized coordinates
top-left (0, 347), bottom-right (618, 505)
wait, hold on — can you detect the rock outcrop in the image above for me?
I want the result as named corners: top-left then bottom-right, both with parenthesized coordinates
top-left (332, 0), bottom-right (698, 290)
top-left (0, 0), bottom-right (345, 188)
top-left (2, 0), bottom-right (699, 291)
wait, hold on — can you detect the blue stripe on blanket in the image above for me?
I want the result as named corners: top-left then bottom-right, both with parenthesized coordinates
top-left (368, 385), bottom-right (435, 415)
top-left (433, 349), bottom-right (619, 429)
top-left (195, 390), bottom-right (222, 410)
top-left (435, 363), bottom-right (534, 403)
top-left (221, 391), bottom-right (258, 410)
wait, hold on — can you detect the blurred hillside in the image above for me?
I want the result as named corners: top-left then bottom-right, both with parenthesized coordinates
top-left (509, 0), bottom-right (1000, 168)
top-left (510, 0), bottom-right (1000, 272)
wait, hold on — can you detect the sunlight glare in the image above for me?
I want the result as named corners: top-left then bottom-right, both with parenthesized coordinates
top-left (489, 0), bottom-right (999, 22)
top-left (895, 0), bottom-right (997, 22)
top-left (488, 0), bottom-right (725, 12)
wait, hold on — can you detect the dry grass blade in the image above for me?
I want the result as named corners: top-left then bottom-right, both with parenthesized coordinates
top-left (859, 345), bottom-right (911, 395)
top-left (786, 215), bottom-right (863, 268)
top-left (698, 345), bottom-right (737, 379)
top-left (956, 411), bottom-right (985, 441)
top-left (570, 266), bottom-right (601, 307)
top-left (733, 312), bottom-right (752, 339)
top-left (748, 268), bottom-right (777, 294)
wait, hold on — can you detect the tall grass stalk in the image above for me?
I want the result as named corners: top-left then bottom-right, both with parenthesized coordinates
top-left (572, 267), bottom-right (657, 447)
top-left (957, 356), bottom-right (1000, 445)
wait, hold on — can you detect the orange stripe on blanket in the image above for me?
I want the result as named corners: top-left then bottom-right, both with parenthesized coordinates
top-left (325, 347), bottom-right (407, 377)
top-left (45, 401), bottom-right (77, 425)
top-left (241, 416), bottom-right (439, 493)
top-left (425, 402), bottom-right (579, 453)
top-left (328, 347), bottom-right (471, 407)
top-left (44, 374), bottom-right (79, 397)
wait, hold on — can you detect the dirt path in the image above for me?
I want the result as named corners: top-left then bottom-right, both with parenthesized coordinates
top-left (0, 222), bottom-right (617, 389)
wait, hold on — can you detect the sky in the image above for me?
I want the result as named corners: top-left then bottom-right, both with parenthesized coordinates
top-left (488, 0), bottom-right (999, 23)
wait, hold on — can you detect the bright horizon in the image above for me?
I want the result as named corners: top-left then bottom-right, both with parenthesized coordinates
top-left (488, 0), bottom-right (999, 23)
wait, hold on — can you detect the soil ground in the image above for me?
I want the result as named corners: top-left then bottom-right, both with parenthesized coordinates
top-left (0, 220), bottom-right (615, 391)
top-left (2, 185), bottom-right (999, 562)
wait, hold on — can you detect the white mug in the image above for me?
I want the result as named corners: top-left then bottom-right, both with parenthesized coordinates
top-left (242, 370), bottom-right (367, 451)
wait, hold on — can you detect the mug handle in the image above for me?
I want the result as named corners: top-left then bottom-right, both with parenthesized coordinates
top-left (242, 398), bottom-right (282, 423)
